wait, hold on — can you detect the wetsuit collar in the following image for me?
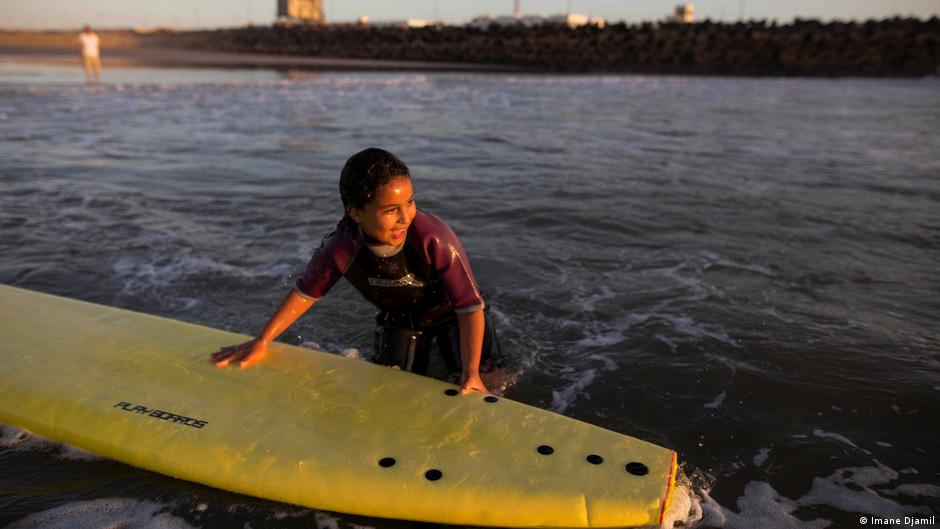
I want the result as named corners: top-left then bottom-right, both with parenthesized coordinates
top-left (358, 225), bottom-right (406, 258)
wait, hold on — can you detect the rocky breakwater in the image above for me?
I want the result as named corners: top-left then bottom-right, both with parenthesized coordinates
top-left (196, 17), bottom-right (939, 76)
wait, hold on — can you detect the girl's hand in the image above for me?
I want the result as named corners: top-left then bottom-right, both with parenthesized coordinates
top-left (459, 371), bottom-right (490, 395)
top-left (210, 339), bottom-right (268, 368)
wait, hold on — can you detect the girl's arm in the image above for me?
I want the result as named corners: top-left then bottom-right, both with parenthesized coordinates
top-left (210, 290), bottom-right (316, 368)
top-left (457, 309), bottom-right (490, 394)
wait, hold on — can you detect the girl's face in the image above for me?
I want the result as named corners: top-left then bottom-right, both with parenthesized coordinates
top-left (349, 176), bottom-right (415, 246)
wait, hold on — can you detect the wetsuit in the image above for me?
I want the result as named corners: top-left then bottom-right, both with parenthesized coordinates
top-left (294, 210), bottom-right (499, 376)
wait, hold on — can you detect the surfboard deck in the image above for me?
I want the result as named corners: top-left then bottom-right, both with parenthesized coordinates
top-left (0, 284), bottom-right (677, 528)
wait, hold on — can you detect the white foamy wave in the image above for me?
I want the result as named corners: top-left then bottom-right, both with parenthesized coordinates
top-left (550, 369), bottom-right (597, 414)
top-left (572, 309), bottom-right (736, 351)
top-left (753, 447), bottom-right (771, 467)
top-left (705, 353), bottom-right (766, 376)
top-left (5, 498), bottom-right (195, 529)
top-left (799, 462), bottom-right (924, 519)
top-left (664, 490), bottom-right (701, 528)
top-left (340, 348), bottom-right (365, 361)
top-left (589, 353), bottom-right (618, 371)
top-left (662, 470), bottom-right (704, 528)
top-left (575, 330), bottom-right (625, 348)
top-left (704, 391), bottom-right (728, 409)
top-left (813, 428), bottom-right (864, 451)
top-left (573, 313), bottom-right (649, 348)
top-left (655, 333), bottom-right (681, 352)
top-left (884, 483), bottom-right (940, 499)
top-left (658, 262), bottom-right (727, 302)
top-left (112, 249), bottom-right (293, 312)
top-left (755, 305), bottom-right (800, 325)
top-left (312, 510), bottom-right (376, 529)
top-left (698, 480), bottom-right (830, 529)
top-left (0, 425), bottom-right (104, 461)
top-left (113, 252), bottom-right (281, 291)
top-left (571, 286), bottom-right (617, 312)
top-left (699, 253), bottom-right (777, 277)
top-left (697, 460), bottom-right (935, 528)
top-left (249, 507), bottom-right (369, 529)
top-left (549, 354), bottom-right (618, 414)
top-left (665, 314), bottom-right (739, 348)
top-left (618, 310), bottom-right (740, 350)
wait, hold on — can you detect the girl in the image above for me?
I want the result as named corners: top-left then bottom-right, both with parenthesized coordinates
top-left (210, 148), bottom-right (499, 394)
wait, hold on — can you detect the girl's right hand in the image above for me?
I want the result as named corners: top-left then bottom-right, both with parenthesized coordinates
top-left (210, 339), bottom-right (268, 368)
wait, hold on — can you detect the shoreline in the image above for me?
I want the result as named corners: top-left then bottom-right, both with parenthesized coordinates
top-left (0, 45), bottom-right (527, 73)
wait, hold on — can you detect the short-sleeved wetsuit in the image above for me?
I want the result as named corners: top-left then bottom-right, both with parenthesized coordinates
top-left (294, 210), bottom-right (499, 375)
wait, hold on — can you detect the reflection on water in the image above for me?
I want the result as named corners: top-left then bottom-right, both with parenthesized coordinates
top-left (0, 59), bottom-right (287, 86)
top-left (1, 66), bottom-right (939, 528)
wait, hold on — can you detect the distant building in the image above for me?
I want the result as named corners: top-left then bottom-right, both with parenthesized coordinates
top-left (469, 15), bottom-right (520, 29)
top-left (365, 18), bottom-right (434, 29)
top-left (403, 19), bottom-right (433, 28)
top-left (667, 4), bottom-right (695, 23)
top-left (277, 0), bottom-right (324, 24)
top-left (548, 13), bottom-right (606, 28)
top-left (470, 12), bottom-right (604, 29)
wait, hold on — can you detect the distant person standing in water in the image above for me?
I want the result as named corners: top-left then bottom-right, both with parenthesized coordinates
top-left (78, 25), bottom-right (101, 84)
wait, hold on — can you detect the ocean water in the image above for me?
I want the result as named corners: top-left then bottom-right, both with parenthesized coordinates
top-left (1, 62), bottom-right (939, 528)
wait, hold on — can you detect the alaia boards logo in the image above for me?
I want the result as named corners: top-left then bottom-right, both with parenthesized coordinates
top-left (114, 401), bottom-right (208, 429)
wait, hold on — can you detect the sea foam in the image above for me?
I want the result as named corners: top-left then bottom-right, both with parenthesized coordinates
top-left (5, 498), bottom-right (195, 529)
top-left (0, 425), bottom-right (103, 462)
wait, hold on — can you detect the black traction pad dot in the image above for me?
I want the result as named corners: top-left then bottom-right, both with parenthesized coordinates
top-left (625, 462), bottom-right (649, 476)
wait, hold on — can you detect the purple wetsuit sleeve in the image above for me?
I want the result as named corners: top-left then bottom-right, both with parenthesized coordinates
top-left (415, 211), bottom-right (485, 314)
top-left (293, 229), bottom-right (356, 300)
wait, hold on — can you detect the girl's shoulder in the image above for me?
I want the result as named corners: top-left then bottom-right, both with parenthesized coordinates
top-left (408, 210), bottom-right (469, 265)
top-left (409, 210), bottom-right (458, 242)
top-left (316, 219), bottom-right (362, 265)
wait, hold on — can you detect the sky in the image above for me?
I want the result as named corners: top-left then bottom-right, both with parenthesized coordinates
top-left (2, 0), bottom-right (938, 30)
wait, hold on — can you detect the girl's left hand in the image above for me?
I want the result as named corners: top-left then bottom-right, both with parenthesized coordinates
top-left (459, 372), bottom-right (489, 394)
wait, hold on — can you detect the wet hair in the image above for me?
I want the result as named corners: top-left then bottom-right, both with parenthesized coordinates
top-left (338, 148), bottom-right (410, 230)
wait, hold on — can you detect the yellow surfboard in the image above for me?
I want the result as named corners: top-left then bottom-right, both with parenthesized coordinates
top-left (0, 283), bottom-right (677, 527)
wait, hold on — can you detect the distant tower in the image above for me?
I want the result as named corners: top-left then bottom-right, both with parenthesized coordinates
top-left (278, 0), bottom-right (324, 24)
top-left (513, 0), bottom-right (520, 19)
top-left (670, 4), bottom-right (695, 23)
